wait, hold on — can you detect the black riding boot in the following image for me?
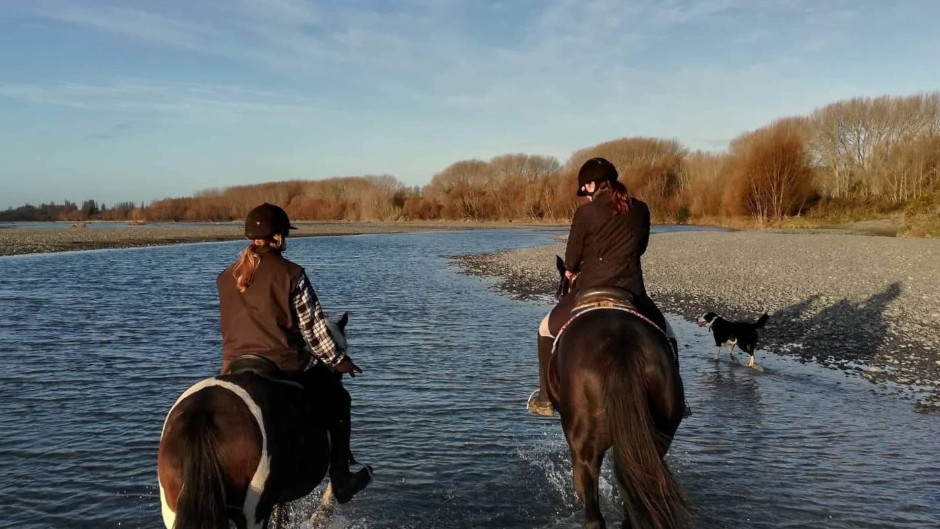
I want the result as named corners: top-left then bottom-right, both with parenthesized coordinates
top-left (668, 339), bottom-right (692, 418)
top-left (527, 335), bottom-right (555, 417)
top-left (329, 419), bottom-right (373, 504)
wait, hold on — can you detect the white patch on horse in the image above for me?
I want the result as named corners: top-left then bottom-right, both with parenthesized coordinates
top-left (538, 314), bottom-right (552, 338)
top-left (160, 378), bottom-right (272, 529)
top-left (159, 483), bottom-right (175, 529)
top-left (326, 318), bottom-right (348, 354)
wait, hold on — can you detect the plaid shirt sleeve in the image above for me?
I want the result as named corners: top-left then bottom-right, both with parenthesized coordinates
top-left (291, 271), bottom-right (344, 366)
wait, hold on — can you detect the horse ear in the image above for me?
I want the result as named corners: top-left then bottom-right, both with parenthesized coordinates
top-left (337, 312), bottom-right (349, 330)
top-left (556, 255), bottom-right (565, 275)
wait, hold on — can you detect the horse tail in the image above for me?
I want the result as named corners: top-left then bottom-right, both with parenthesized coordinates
top-left (172, 408), bottom-right (229, 529)
top-left (754, 313), bottom-right (770, 329)
top-left (607, 349), bottom-right (687, 529)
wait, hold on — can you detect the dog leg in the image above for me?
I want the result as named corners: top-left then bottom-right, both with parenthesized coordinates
top-left (714, 346), bottom-right (721, 360)
top-left (746, 354), bottom-right (765, 372)
top-left (727, 343), bottom-right (736, 359)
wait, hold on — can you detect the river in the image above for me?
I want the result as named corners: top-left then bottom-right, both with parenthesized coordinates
top-left (0, 229), bottom-right (936, 528)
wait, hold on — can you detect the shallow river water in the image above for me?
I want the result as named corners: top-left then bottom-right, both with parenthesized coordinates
top-left (0, 229), bottom-right (936, 529)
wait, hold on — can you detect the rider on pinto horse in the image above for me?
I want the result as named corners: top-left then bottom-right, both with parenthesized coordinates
top-left (217, 202), bottom-right (372, 503)
top-left (529, 157), bottom-right (688, 417)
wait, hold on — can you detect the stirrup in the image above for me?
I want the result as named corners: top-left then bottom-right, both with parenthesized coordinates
top-left (526, 390), bottom-right (555, 417)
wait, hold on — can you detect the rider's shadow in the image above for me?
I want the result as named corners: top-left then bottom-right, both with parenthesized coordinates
top-left (769, 282), bottom-right (901, 366)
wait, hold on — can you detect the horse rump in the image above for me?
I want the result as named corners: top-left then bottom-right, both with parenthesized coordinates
top-left (166, 408), bottom-right (230, 529)
top-left (606, 348), bottom-right (687, 529)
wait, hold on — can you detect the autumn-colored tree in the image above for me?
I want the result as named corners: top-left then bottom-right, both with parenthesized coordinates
top-left (564, 137), bottom-right (687, 219)
top-left (680, 151), bottom-right (732, 217)
top-left (727, 118), bottom-right (816, 221)
top-left (809, 93), bottom-right (940, 199)
top-left (426, 160), bottom-right (493, 219)
top-left (7, 91), bottom-right (937, 226)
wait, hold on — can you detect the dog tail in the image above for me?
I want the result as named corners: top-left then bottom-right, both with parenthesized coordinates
top-left (754, 313), bottom-right (769, 328)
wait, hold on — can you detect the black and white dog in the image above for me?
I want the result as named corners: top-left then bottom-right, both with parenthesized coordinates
top-left (697, 312), bottom-right (769, 368)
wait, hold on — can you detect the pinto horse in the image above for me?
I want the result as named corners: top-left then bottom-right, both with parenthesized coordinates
top-left (157, 313), bottom-right (350, 529)
top-left (546, 257), bottom-right (688, 529)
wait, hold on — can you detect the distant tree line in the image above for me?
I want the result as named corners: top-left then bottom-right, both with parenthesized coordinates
top-left (0, 200), bottom-right (139, 222)
top-left (5, 92), bottom-right (938, 225)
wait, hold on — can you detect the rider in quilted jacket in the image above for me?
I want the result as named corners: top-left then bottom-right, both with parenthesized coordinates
top-left (528, 158), bottom-right (681, 417)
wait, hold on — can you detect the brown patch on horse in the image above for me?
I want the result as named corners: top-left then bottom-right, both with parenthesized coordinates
top-left (158, 383), bottom-right (262, 522)
top-left (158, 370), bottom-right (337, 528)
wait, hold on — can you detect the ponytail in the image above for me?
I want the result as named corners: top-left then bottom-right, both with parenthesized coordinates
top-left (233, 243), bottom-right (262, 293)
top-left (232, 234), bottom-right (285, 293)
top-left (597, 180), bottom-right (631, 215)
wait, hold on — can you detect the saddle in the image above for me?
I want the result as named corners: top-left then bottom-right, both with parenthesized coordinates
top-left (228, 354), bottom-right (281, 374)
top-left (554, 287), bottom-right (667, 353)
top-left (226, 354), bottom-right (305, 390)
top-left (573, 286), bottom-right (637, 311)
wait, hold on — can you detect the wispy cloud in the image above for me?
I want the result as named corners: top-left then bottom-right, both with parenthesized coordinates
top-left (88, 120), bottom-right (135, 140)
top-left (10, 1), bottom-right (784, 114)
top-left (0, 81), bottom-right (336, 124)
top-left (41, 3), bottom-right (220, 53)
top-left (647, 0), bottom-right (741, 26)
top-left (4, 1), bottom-right (931, 151)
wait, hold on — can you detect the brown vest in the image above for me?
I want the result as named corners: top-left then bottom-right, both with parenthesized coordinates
top-left (217, 247), bottom-right (308, 374)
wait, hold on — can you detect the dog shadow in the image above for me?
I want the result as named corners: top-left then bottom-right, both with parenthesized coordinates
top-left (768, 282), bottom-right (901, 366)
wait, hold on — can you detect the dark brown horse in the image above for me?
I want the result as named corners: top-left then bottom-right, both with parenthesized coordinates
top-left (157, 314), bottom-right (350, 529)
top-left (546, 258), bottom-right (688, 529)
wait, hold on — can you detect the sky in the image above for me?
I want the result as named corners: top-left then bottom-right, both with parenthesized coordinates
top-left (1, 0), bottom-right (938, 209)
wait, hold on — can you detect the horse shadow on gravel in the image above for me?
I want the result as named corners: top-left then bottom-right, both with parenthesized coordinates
top-left (766, 282), bottom-right (901, 369)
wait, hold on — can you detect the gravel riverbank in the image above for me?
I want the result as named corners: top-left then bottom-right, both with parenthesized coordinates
top-left (455, 231), bottom-right (940, 412)
top-left (0, 221), bottom-right (553, 256)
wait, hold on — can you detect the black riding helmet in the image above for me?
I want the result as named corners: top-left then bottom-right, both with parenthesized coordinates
top-left (244, 203), bottom-right (297, 239)
top-left (577, 157), bottom-right (618, 196)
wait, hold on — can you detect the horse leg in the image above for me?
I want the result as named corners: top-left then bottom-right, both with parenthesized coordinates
top-left (309, 483), bottom-right (335, 527)
top-left (564, 415), bottom-right (607, 529)
top-left (571, 452), bottom-right (606, 529)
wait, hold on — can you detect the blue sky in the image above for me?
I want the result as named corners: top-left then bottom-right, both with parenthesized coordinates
top-left (1, 0), bottom-right (938, 209)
